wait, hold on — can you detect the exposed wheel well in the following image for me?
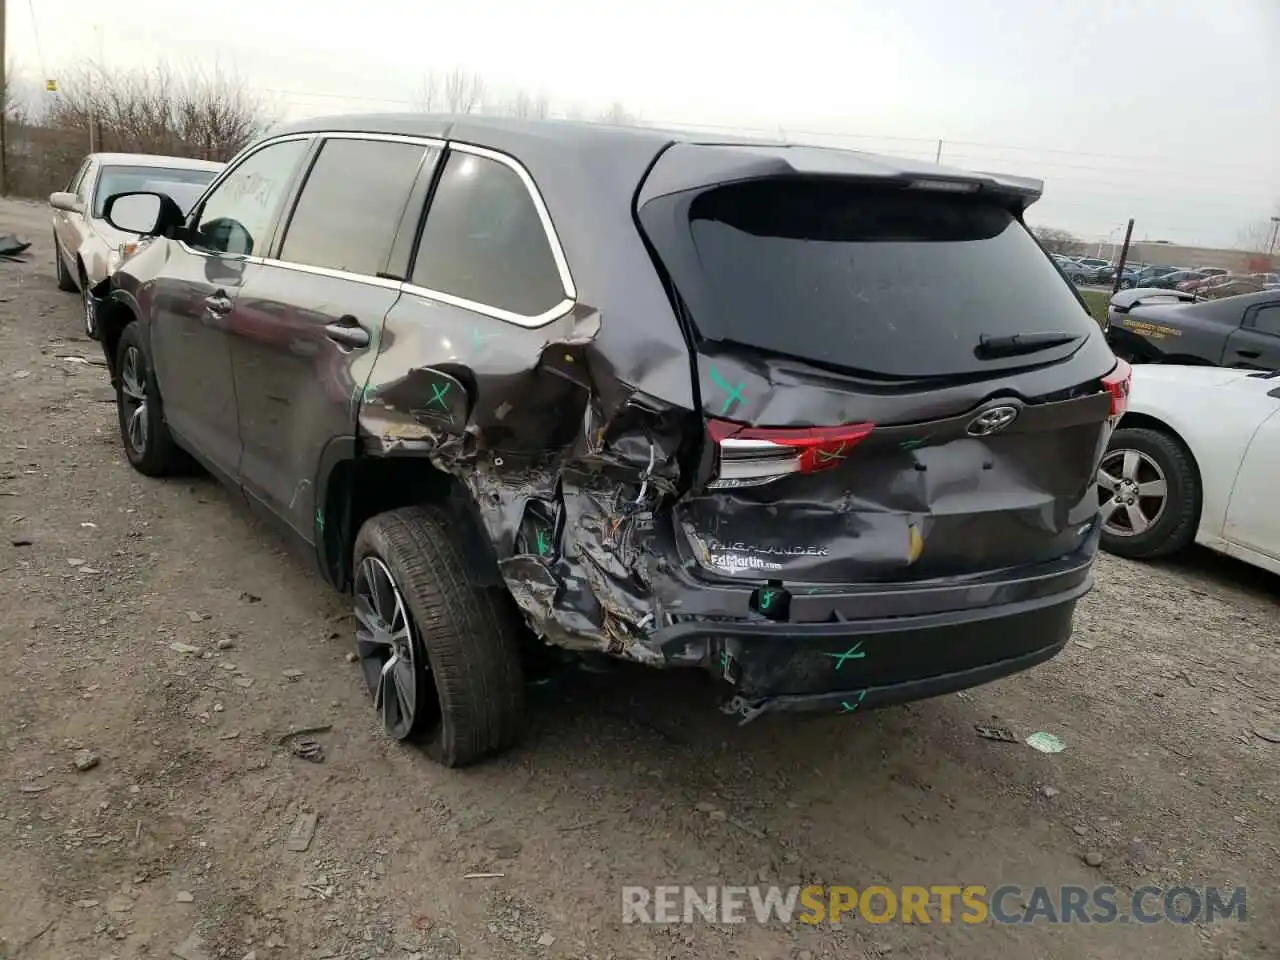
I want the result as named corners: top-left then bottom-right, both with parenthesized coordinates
top-left (320, 456), bottom-right (502, 592)
top-left (1112, 412), bottom-right (1205, 527)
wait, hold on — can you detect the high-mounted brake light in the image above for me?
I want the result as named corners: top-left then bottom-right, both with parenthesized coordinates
top-left (908, 178), bottom-right (980, 193)
top-left (706, 419), bottom-right (876, 489)
top-left (1101, 358), bottom-right (1132, 419)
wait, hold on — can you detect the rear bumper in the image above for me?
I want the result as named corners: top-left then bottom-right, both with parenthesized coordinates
top-left (641, 525), bottom-right (1097, 723)
top-left (704, 588), bottom-right (1081, 724)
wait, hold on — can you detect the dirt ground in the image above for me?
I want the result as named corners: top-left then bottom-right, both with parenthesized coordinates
top-left (0, 196), bottom-right (1277, 960)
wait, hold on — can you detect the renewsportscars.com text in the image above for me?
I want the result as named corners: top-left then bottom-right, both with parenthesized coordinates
top-left (621, 884), bottom-right (1247, 926)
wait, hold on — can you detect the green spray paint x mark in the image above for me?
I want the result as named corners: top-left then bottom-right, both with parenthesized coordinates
top-left (429, 382), bottom-right (451, 409)
top-left (840, 690), bottom-right (868, 714)
top-left (816, 442), bottom-right (848, 463)
top-left (708, 366), bottom-right (745, 416)
top-left (825, 642), bottom-right (866, 670)
top-left (900, 438), bottom-right (927, 451)
top-left (535, 529), bottom-right (552, 557)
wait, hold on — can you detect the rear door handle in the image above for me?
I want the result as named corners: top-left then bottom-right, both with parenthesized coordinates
top-left (324, 321), bottom-right (370, 349)
top-left (1237, 350), bottom-right (1261, 359)
top-left (204, 291), bottom-right (232, 316)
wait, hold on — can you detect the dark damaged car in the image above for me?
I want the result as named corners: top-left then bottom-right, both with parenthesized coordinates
top-left (88, 116), bottom-right (1130, 766)
top-left (1105, 287), bottom-right (1280, 369)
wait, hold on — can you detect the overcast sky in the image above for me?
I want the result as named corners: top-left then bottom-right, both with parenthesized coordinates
top-left (12, 0), bottom-right (1279, 249)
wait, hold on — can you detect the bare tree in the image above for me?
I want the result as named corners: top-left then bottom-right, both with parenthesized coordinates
top-left (1030, 225), bottom-right (1086, 257)
top-left (1237, 205), bottom-right (1280, 255)
top-left (416, 68), bottom-right (488, 114)
top-left (6, 60), bottom-right (273, 198)
top-left (597, 101), bottom-right (639, 126)
top-left (443, 68), bottom-right (486, 114)
top-left (489, 89), bottom-right (550, 119)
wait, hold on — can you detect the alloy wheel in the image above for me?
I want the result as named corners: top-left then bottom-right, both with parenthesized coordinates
top-left (119, 346), bottom-right (149, 455)
top-left (1097, 448), bottom-right (1168, 537)
top-left (353, 555), bottom-right (432, 739)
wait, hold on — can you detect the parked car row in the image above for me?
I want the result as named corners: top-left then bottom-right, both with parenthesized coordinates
top-left (50, 118), bottom-right (1130, 766)
top-left (1047, 255), bottom-right (1264, 294)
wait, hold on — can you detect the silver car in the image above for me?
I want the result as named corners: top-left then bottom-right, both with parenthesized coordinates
top-left (50, 153), bottom-right (224, 335)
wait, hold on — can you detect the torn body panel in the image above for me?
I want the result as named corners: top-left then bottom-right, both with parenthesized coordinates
top-left (357, 294), bottom-right (693, 661)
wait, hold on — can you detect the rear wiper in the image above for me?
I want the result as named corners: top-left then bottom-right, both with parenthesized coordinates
top-left (974, 331), bottom-right (1083, 359)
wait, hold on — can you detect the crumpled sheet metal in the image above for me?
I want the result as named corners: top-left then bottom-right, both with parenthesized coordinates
top-left (357, 305), bottom-right (689, 662)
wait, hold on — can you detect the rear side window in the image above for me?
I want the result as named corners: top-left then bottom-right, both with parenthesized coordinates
top-left (280, 138), bottom-right (430, 276)
top-left (412, 151), bottom-right (565, 319)
top-left (663, 180), bottom-right (1098, 378)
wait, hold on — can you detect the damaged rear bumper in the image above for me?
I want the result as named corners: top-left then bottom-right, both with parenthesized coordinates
top-left (644, 528), bottom-right (1096, 723)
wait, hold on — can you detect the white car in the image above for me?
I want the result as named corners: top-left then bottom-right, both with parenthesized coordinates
top-left (49, 153), bottom-right (224, 336)
top-left (1098, 364), bottom-right (1280, 574)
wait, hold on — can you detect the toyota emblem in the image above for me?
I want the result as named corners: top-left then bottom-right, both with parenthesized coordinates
top-left (966, 405), bottom-right (1019, 437)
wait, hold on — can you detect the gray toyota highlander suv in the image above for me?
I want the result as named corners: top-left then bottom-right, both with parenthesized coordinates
top-left (90, 115), bottom-right (1129, 765)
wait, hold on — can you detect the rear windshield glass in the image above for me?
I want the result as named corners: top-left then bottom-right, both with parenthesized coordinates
top-left (94, 165), bottom-right (218, 218)
top-left (683, 180), bottom-right (1096, 378)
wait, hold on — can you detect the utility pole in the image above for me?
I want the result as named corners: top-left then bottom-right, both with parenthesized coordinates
top-left (934, 139), bottom-right (943, 163)
top-left (1111, 218), bottom-right (1135, 296)
top-left (1, 0), bottom-right (8, 196)
top-left (1267, 216), bottom-right (1280, 260)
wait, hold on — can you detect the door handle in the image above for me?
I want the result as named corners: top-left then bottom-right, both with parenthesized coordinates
top-left (324, 321), bottom-right (370, 349)
top-left (1237, 350), bottom-right (1261, 359)
top-left (204, 291), bottom-right (232, 316)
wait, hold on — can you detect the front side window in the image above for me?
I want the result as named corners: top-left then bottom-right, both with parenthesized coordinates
top-left (412, 151), bottom-right (565, 318)
top-left (93, 165), bottom-right (219, 218)
top-left (279, 138), bottom-right (430, 276)
top-left (190, 139), bottom-right (310, 256)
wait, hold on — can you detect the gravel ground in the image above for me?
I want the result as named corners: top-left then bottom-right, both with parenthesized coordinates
top-left (1, 197), bottom-right (1277, 960)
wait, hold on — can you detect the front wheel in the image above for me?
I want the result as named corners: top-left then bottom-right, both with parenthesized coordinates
top-left (352, 505), bottom-right (526, 767)
top-left (1097, 427), bottom-right (1200, 559)
top-left (115, 323), bottom-right (185, 476)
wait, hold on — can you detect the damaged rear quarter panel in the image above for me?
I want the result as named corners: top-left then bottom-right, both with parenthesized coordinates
top-left (359, 287), bottom-right (700, 660)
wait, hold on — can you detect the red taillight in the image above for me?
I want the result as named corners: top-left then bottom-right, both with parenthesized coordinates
top-left (706, 419), bottom-right (875, 489)
top-left (1101, 358), bottom-right (1132, 418)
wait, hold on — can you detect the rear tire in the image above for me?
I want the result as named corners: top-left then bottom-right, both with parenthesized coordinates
top-left (1098, 427), bottom-right (1199, 560)
top-left (353, 505), bottom-right (526, 767)
top-left (54, 236), bottom-right (77, 292)
top-left (115, 322), bottom-right (185, 476)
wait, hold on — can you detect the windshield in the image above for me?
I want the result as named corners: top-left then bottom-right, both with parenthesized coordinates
top-left (93, 164), bottom-right (218, 218)
top-left (681, 179), bottom-right (1097, 378)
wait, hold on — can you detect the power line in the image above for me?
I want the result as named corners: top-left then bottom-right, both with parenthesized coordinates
top-left (24, 0), bottom-right (48, 81)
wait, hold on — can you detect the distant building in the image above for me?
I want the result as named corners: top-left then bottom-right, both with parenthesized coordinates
top-left (1122, 242), bottom-right (1273, 273)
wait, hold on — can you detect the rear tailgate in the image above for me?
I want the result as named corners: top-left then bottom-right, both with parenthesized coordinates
top-left (637, 147), bottom-right (1124, 585)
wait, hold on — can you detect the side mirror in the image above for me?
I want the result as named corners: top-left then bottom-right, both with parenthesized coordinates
top-left (102, 191), bottom-right (186, 237)
top-left (49, 191), bottom-right (84, 214)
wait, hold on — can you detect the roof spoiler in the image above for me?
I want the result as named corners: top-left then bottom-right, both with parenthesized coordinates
top-left (1109, 287), bottom-right (1201, 314)
top-left (637, 142), bottom-right (1045, 212)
